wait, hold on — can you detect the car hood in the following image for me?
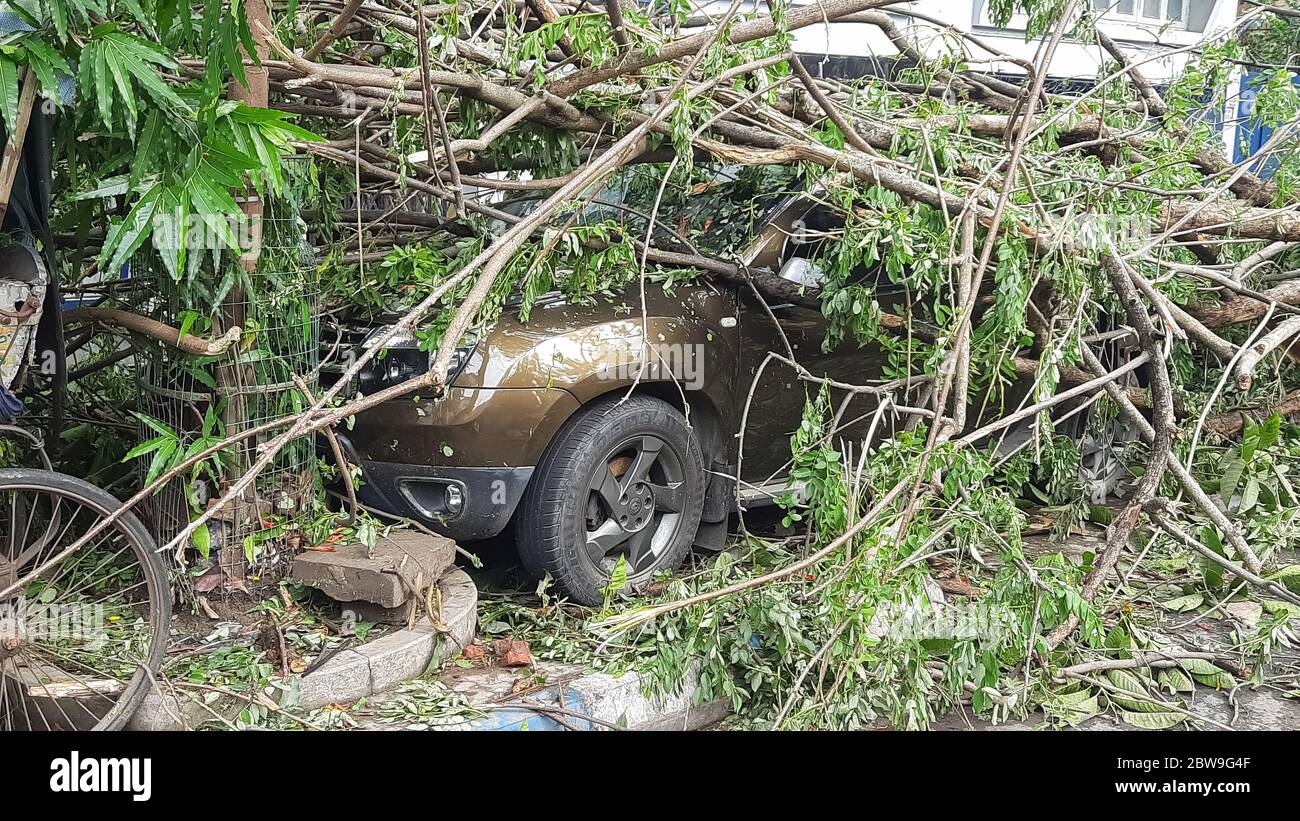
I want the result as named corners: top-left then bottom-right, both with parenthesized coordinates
top-left (456, 279), bottom-right (738, 394)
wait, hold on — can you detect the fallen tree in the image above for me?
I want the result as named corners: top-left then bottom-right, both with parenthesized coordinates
top-left (16, 0), bottom-right (1300, 729)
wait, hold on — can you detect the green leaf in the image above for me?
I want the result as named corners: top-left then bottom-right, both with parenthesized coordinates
top-left (132, 411), bottom-right (178, 439)
top-left (1106, 669), bottom-right (1166, 712)
top-left (104, 44), bottom-right (139, 137)
top-left (73, 175), bottom-right (131, 200)
top-left (93, 44), bottom-right (114, 128)
top-left (1120, 711), bottom-right (1186, 730)
top-left (1158, 593), bottom-right (1203, 613)
top-left (1257, 413), bottom-right (1282, 451)
top-left (177, 310), bottom-right (198, 342)
top-left (80, 30), bottom-right (185, 134)
top-left (1239, 478), bottom-right (1260, 514)
top-left (1158, 668), bottom-right (1195, 694)
top-left (21, 38), bottom-right (71, 98)
top-left (122, 436), bottom-right (167, 462)
top-left (598, 555), bottom-right (630, 617)
top-left (1262, 599), bottom-right (1300, 620)
top-left (151, 186), bottom-right (189, 279)
top-left (1048, 688), bottom-right (1102, 727)
top-left (158, 0), bottom-right (178, 39)
top-left (100, 183), bottom-right (162, 276)
top-left (50, 0), bottom-right (70, 41)
top-left (1219, 457), bottom-right (1245, 506)
top-left (1104, 623), bottom-right (1132, 652)
top-left (192, 523), bottom-right (212, 560)
top-left (1268, 565), bottom-right (1300, 594)
top-left (1180, 657), bottom-right (1237, 690)
top-left (1199, 526), bottom-right (1226, 589)
top-left (0, 57), bottom-right (19, 138)
top-left (144, 439), bottom-right (178, 485)
top-left (1087, 504), bottom-right (1114, 525)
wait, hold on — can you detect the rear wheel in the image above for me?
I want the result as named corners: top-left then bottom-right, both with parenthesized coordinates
top-left (0, 469), bottom-right (170, 731)
top-left (1069, 336), bottom-right (1143, 503)
top-left (516, 395), bottom-right (705, 605)
top-left (1070, 405), bottom-right (1141, 503)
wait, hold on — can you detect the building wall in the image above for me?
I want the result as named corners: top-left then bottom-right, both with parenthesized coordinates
top-left (787, 0), bottom-right (1237, 82)
top-left (694, 1), bottom-right (1243, 158)
top-left (694, 1), bottom-right (1236, 83)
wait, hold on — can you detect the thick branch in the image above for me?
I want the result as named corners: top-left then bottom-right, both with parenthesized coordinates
top-left (64, 308), bottom-right (242, 356)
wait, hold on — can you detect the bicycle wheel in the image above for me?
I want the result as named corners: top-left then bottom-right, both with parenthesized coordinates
top-left (0, 469), bottom-right (170, 730)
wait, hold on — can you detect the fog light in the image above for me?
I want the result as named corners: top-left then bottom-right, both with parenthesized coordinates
top-left (444, 484), bottom-right (464, 515)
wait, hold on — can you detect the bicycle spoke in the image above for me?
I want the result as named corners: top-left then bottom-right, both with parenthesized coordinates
top-left (50, 547), bottom-right (143, 605)
top-left (20, 503), bottom-right (92, 587)
top-left (27, 619), bottom-right (150, 674)
top-left (14, 494), bottom-right (65, 570)
top-left (0, 656), bottom-right (17, 731)
top-left (17, 648), bottom-right (101, 727)
top-left (21, 643), bottom-right (124, 707)
top-left (15, 652), bottom-right (75, 730)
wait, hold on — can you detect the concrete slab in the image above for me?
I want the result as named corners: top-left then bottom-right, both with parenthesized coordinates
top-left (356, 629), bottom-right (436, 694)
top-left (292, 530), bottom-right (456, 608)
top-left (295, 566), bottom-right (478, 709)
top-left (296, 648), bottom-right (373, 710)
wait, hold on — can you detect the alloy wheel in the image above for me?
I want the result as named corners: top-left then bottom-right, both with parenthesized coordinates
top-left (582, 434), bottom-right (688, 577)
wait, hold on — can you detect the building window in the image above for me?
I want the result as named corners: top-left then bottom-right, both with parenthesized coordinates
top-left (977, 0), bottom-right (1212, 35)
top-left (1093, 0), bottom-right (1188, 28)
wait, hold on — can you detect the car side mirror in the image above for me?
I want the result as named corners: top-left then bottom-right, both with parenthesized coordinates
top-left (779, 256), bottom-right (826, 288)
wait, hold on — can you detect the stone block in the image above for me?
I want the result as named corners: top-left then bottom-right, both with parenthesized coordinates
top-left (292, 530), bottom-right (456, 608)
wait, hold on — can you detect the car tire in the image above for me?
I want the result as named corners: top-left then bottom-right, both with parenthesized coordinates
top-left (515, 394), bottom-right (706, 605)
top-left (1069, 336), bottom-right (1144, 503)
top-left (1069, 406), bottom-right (1142, 503)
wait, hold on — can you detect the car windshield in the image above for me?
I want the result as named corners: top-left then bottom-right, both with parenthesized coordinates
top-left (487, 163), bottom-right (798, 258)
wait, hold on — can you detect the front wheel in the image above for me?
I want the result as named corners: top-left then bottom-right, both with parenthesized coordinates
top-left (516, 395), bottom-right (705, 605)
top-left (0, 469), bottom-right (170, 731)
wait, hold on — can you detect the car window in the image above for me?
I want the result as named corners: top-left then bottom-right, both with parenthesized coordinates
top-left (489, 164), bottom-right (797, 258)
top-left (781, 203), bottom-right (840, 266)
top-left (627, 164), bottom-right (796, 257)
top-left (779, 203), bottom-right (906, 300)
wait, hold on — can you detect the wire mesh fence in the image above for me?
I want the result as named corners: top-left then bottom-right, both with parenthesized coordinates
top-left (135, 176), bottom-right (320, 595)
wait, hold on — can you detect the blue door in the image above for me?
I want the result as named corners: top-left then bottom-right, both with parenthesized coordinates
top-left (1235, 70), bottom-right (1300, 178)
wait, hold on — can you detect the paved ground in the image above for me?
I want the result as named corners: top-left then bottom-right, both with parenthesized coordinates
top-left (367, 517), bottom-right (1300, 731)
top-left (933, 682), bottom-right (1300, 731)
top-left (934, 597), bottom-right (1300, 731)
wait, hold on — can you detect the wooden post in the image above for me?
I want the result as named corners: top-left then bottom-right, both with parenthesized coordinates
top-left (217, 0), bottom-right (273, 588)
top-left (0, 70), bottom-right (40, 227)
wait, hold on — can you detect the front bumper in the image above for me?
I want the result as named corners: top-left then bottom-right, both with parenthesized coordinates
top-left (334, 434), bottom-right (533, 541)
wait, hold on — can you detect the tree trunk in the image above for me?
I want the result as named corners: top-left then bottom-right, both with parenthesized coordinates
top-left (217, 0), bottom-right (272, 587)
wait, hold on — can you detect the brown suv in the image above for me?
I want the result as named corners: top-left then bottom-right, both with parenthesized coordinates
top-left (328, 167), bottom-right (1128, 604)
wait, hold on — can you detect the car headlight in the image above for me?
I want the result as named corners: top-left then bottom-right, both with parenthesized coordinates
top-left (356, 327), bottom-right (477, 394)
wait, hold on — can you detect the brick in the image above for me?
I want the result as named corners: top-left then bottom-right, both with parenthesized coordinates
top-left (493, 638), bottom-right (533, 667)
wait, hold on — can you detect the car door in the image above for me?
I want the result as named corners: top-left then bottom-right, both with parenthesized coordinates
top-left (737, 198), bottom-right (897, 497)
